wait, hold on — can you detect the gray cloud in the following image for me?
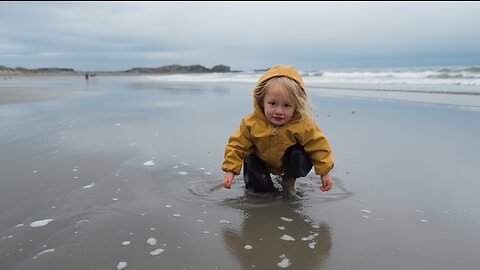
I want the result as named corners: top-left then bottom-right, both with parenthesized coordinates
top-left (1, 2), bottom-right (480, 71)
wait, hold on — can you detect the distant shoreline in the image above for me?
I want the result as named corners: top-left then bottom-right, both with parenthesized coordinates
top-left (0, 64), bottom-right (234, 76)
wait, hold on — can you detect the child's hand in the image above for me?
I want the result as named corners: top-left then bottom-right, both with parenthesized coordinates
top-left (223, 171), bottom-right (235, 189)
top-left (320, 174), bottom-right (333, 192)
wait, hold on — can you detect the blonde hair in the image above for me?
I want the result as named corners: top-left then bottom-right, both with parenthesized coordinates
top-left (253, 76), bottom-right (315, 121)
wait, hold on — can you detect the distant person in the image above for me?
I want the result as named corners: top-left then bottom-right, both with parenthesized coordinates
top-left (221, 65), bottom-right (334, 195)
top-left (85, 73), bottom-right (89, 80)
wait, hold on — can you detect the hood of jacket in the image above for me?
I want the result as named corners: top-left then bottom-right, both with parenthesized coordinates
top-left (257, 65), bottom-right (305, 90)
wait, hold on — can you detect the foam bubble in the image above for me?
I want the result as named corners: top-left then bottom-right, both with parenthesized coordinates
top-left (146, 237), bottom-right (157, 246)
top-left (280, 234), bottom-right (295, 241)
top-left (30, 219), bottom-right (53, 228)
top-left (150, 248), bottom-right (164, 256)
top-left (33, 249), bottom-right (55, 259)
top-left (219, 220), bottom-right (231, 224)
top-left (116, 262), bottom-right (127, 269)
top-left (301, 235), bottom-right (315, 241)
top-left (83, 183), bottom-right (95, 189)
top-left (143, 160), bottom-right (155, 166)
top-left (277, 254), bottom-right (291, 268)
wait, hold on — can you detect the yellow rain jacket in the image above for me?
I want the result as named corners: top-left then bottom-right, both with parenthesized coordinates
top-left (222, 65), bottom-right (334, 176)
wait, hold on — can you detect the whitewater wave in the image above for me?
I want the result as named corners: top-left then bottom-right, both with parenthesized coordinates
top-left (143, 66), bottom-right (480, 87)
top-left (138, 66), bottom-right (480, 108)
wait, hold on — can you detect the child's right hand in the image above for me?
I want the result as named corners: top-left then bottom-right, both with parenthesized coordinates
top-left (223, 171), bottom-right (235, 189)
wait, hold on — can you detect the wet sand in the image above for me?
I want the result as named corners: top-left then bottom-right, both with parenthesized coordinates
top-left (1, 76), bottom-right (479, 270)
top-left (0, 76), bottom-right (97, 105)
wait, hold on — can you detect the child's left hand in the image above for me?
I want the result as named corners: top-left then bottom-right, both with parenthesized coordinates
top-left (320, 174), bottom-right (333, 192)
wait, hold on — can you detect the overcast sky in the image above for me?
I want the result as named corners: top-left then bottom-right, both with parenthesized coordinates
top-left (1, 2), bottom-right (480, 71)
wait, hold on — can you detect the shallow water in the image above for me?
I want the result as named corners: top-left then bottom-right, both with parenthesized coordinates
top-left (1, 76), bottom-right (479, 269)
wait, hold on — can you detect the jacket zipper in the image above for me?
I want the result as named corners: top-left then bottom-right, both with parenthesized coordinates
top-left (271, 125), bottom-right (277, 136)
top-left (268, 125), bottom-right (277, 163)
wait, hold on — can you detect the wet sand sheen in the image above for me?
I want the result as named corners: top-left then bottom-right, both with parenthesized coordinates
top-left (0, 84), bottom-right (97, 105)
top-left (1, 76), bottom-right (479, 270)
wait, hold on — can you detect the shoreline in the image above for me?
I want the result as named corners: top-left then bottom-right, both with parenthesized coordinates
top-left (2, 76), bottom-right (480, 109)
top-left (0, 64), bottom-right (234, 77)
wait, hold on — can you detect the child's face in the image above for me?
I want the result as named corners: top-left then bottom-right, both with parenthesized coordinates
top-left (263, 82), bottom-right (296, 126)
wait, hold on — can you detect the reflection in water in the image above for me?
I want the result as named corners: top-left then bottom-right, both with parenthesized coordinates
top-left (128, 81), bottom-right (207, 94)
top-left (222, 194), bottom-right (331, 269)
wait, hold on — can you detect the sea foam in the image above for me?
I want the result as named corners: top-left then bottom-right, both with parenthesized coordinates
top-left (30, 219), bottom-right (53, 228)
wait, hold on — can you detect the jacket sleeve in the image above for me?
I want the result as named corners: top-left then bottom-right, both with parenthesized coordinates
top-left (221, 117), bottom-right (254, 175)
top-left (297, 120), bottom-right (334, 175)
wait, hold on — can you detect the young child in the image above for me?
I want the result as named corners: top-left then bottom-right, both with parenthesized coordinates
top-left (221, 65), bottom-right (334, 195)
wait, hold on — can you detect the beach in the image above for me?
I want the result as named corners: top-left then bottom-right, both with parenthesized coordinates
top-left (1, 74), bottom-right (479, 270)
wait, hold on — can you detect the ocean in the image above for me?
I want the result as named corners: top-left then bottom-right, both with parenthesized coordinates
top-left (139, 66), bottom-right (480, 109)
